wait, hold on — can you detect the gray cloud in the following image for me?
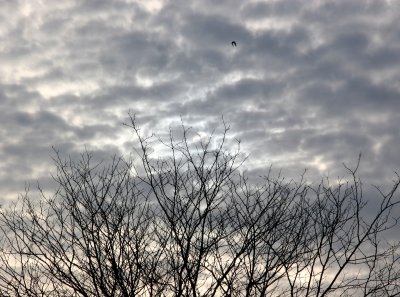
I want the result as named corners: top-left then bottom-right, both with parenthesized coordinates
top-left (0, 0), bottom-right (400, 216)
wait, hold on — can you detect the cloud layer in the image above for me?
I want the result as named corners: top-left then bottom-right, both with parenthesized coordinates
top-left (1, 0), bottom-right (400, 204)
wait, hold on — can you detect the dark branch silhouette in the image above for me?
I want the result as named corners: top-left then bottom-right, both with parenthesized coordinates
top-left (0, 115), bottom-right (399, 296)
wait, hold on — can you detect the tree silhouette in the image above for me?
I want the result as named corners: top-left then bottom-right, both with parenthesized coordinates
top-left (0, 116), bottom-right (399, 296)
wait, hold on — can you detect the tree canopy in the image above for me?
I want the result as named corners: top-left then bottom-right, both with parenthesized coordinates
top-left (0, 117), bottom-right (399, 297)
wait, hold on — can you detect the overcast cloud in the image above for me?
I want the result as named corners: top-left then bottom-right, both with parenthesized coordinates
top-left (1, 0), bottom-right (400, 210)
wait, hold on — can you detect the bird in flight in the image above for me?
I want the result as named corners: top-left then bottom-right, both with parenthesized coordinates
top-left (231, 41), bottom-right (237, 47)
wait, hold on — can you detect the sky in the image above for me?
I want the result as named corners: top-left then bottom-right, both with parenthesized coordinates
top-left (1, 0), bottom-right (400, 209)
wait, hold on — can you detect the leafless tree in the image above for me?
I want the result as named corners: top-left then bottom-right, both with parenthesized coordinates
top-left (0, 116), bottom-right (399, 296)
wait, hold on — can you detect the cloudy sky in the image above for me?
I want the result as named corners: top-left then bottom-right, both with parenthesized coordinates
top-left (1, 0), bottom-right (400, 206)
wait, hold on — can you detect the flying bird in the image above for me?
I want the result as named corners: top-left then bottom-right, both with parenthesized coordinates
top-left (231, 41), bottom-right (237, 47)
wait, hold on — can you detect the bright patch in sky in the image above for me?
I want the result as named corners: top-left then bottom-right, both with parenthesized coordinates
top-left (135, 0), bottom-right (165, 13)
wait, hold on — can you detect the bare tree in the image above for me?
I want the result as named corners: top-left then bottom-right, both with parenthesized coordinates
top-left (0, 116), bottom-right (399, 296)
top-left (0, 152), bottom-right (155, 297)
